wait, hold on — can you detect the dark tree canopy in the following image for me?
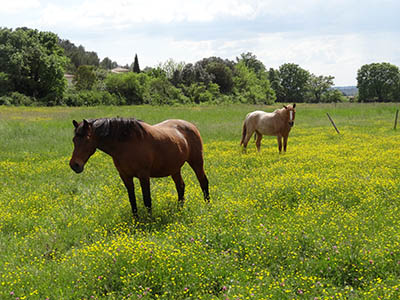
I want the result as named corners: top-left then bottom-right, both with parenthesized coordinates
top-left (277, 63), bottom-right (310, 102)
top-left (133, 54), bottom-right (141, 73)
top-left (357, 62), bottom-right (400, 102)
top-left (236, 52), bottom-right (266, 77)
top-left (100, 57), bottom-right (118, 70)
top-left (0, 27), bottom-right (67, 101)
top-left (59, 39), bottom-right (99, 72)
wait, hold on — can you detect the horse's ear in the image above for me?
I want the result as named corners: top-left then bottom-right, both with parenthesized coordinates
top-left (293, 103), bottom-right (296, 108)
top-left (283, 105), bottom-right (288, 109)
top-left (73, 120), bottom-right (79, 128)
top-left (83, 119), bottom-right (89, 128)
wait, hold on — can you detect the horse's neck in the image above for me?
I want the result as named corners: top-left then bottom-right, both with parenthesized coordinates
top-left (97, 137), bottom-right (119, 157)
top-left (275, 109), bottom-right (288, 122)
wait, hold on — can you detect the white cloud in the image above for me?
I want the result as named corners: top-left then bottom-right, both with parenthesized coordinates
top-left (0, 0), bottom-right (40, 13)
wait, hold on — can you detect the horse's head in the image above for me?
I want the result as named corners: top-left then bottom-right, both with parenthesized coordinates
top-left (284, 103), bottom-right (296, 127)
top-left (70, 119), bottom-right (97, 173)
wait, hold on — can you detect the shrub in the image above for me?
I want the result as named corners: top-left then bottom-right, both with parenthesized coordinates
top-left (63, 90), bottom-right (122, 106)
top-left (105, 72), bottom-right (149, 105)
top-left (321, 89), bottom-right (346, 103)
top-left (145, 77), bottom-right (189, 105)
top-left (0, 92), bottom-right (34, 106)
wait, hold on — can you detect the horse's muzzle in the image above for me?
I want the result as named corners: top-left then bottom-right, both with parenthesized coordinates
top-left (289, 121), bottom-right (294, 127)
top-left (70, 161), bottom-right (84, 173)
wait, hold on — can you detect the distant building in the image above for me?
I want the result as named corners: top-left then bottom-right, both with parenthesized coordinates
top-left (111, 67), bottom-right (130, 74)
top-left (64, 74), bottom-right (74, 86)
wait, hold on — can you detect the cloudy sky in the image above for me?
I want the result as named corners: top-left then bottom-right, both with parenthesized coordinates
top-left (1, 0), bottom-right (399, 86)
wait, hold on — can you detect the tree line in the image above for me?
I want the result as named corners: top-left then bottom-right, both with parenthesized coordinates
top-left (1, 27), bottom-right (399, 106)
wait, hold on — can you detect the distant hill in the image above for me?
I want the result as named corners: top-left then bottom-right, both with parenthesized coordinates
top-left (333, 86), bottom-right (358, 96)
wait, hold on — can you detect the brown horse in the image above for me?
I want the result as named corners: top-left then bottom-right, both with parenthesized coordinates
top-left (69, 117), bottom-right (210, 216)
top-left (240, 104), bottom-right (296, 153)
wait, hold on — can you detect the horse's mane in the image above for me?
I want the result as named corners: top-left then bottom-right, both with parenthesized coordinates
top-left (90, 117), bottom-right (145, 140)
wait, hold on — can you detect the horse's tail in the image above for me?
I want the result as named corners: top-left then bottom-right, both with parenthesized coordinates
top-left (240, 121), bottom-right (247, 146)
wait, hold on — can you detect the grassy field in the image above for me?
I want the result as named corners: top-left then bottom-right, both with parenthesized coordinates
top-left (1, 103), bottom-right (400, 299)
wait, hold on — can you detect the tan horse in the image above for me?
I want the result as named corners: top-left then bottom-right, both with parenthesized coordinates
top-left (240, 104), bottom-right (296, 153)
top-left (69, 117), bottom-right (209, 216)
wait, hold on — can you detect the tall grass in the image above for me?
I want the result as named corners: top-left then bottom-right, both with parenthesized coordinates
top-left (1, 103), bottom-right (400, 299)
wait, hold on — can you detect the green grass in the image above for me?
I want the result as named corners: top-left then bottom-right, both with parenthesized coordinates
top-left (1, 103), bottom-right (400, 299)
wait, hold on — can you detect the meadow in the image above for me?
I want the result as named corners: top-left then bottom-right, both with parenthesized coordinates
top-left (1, 103), bottom-right (400, 299)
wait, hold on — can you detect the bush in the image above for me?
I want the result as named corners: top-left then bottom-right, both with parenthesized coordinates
top-left (0, 92), bottom-right (34, 106)
top-left (145, 77), bottom-right (189, 105)
top-left (182, 83), bottom-right (220, 104)
top-left (105, 72), bottom-right (149, 105)
top-left (321, 90), bottom-right (346, 103)
top-left (63, 90), bottom-right (122, 106)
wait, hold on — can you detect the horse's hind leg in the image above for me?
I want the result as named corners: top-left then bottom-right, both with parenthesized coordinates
top-left (188, 160), bottom-right (210, 202)
top-left (171, 171), bottom-right (185, 205)
top-left (242, 127), bottom-right (255, 152)
top-left (255, 131), bottom-right (263, 152)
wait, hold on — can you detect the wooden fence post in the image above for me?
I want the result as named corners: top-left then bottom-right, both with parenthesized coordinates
top-left (394, 109), bottom-right (399, 130)
top-left (326, 113), bottom-right (340, 134)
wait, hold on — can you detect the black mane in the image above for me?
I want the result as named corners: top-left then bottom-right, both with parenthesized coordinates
top-left (90, 117), bottom-right (145, 140)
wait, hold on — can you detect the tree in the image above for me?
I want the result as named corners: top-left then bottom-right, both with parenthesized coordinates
top-left (233, 61), bottom-right (276, 104)
top-left (133, 54), bottom-right (140, 73)
top-left (206, 62), bottom-right (234, 94)
top-left (268, 68), bottom-right (284, 101)
top-left (357, 62), bottom-right (400, 102)
top-left (277, 63), bottom-right (310, 102)
top-left (196, 57), bottom-right (235, 94)
top-left (307, 74), bottom-right (335, 103)
top-left (105, 72), bottom-right (149, 104)
top-left (100, 57), bottom-right (118, 70)
top-left (59, 39), bottom-right (100, 72)
top-left (157, 58), bottom-right (185, 80)
top-left (73, 65), bottom-right (97, 90)
top-left (236, 52), bottom-right (266, 77)
top-left (0, 27), bottom-right (67, 102)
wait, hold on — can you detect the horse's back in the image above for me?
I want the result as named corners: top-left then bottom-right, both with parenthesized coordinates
top-left (153, 119), bottom-right (204, 157)
top-left (245, 110), bottom-right (277, 135)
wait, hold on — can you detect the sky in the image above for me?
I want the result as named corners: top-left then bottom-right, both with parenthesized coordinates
top-left (1, 0), bottom-right (400, 86)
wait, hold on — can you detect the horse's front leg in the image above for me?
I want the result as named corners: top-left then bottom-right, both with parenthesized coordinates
top-left (277, 136), bottom-right (283, 153)
top-left (283, 135), bottom-right (288, 152)
top-left (139, 176), bottom-right (152, 214)
top-left (120, 174), bottom-right (137, 216)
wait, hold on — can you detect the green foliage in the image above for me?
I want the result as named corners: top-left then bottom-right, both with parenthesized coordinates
top-left (73, 65), bottom-right (97, 91)
top-left (145, 77), bottom-right (189, 105)
top-left (0, 27), bottom-right (67, 103)
top-left (277, 63), bottom-right (310, 102)
top-left (132, 54), bottom-right (141, 73)
top-left (105, 72), bottom-right (149, 105)
top-left (233, 61), bottom-right (276, 104)
top-left (357, 62), bottom-right (400, 102)
top-left (307, 74), bottom-right (335, 103)
top-left (182, 82), bottom-right (220, 104)
top-left (157, 58), bottom-right (185, 80)
top-left (59, 39), bottom-right (100, 72)
top-left (100, 57), bottom-right (118, 70)
top-left (320, 89), bottom-right (346, 103)
top-left (0, 72), bottom-right (11, 96)
top-left (64, 90), bottom-right (122, 106)
top-left (206, 62), bottom-right (234, 94)
top-left (236, 52), bottom-right (266, 76)
top-left (0, 91), bottom-right (33, 106)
